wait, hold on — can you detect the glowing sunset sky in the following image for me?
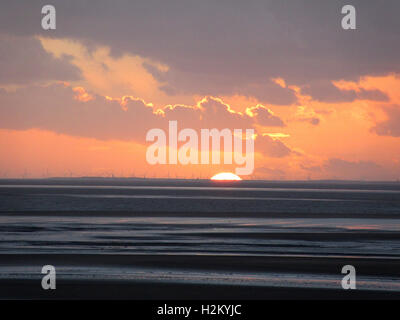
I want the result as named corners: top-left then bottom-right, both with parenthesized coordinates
top-left (0, 0), bottom-right (400, 180)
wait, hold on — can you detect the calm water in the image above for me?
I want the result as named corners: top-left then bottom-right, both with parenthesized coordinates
top-left (1, 178), bottom-right (400, 292)
top-left (1, 178), bottom-right (400, 214)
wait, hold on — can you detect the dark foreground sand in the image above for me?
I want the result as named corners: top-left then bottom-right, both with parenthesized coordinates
top-left (1, 254), bottom-right (400, 299)
top-left (2, 254), bottom-right (400, 276)
top-left (3, 279), bottom-right (400, 300)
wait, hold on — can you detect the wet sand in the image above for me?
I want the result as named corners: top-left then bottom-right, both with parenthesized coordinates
top-left (1, 254), bottom-right (400, 299)
top-left (1, 254), bottom-right (400, 276)
top-left (3, 278), bottom-right (400, 300)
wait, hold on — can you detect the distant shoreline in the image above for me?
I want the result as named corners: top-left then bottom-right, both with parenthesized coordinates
top-left (1, 177), bottom-right (400, 184)
top-left (1, 210), bottom-right (400, 219)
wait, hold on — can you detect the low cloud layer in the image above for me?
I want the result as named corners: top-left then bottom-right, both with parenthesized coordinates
top-left (371, 105), bottom-right (400, 137)
top-left (324, 158), bottom-right (390, 180)
top-left (0, 84), bottom-right (290, 158)
top-left (301, 81), bottom-right (389, 103)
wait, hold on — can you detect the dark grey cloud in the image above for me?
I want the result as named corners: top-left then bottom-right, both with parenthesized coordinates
top-left (371, 105), bottom-right (400, 137)
top-left (149, 68), bottom-right (298, 105)
top-left (162, 98), bottom-right (254, 132)
top-left (162, 97), bottom-right (285, 130)
top-left (0, 84), bottom-right (159, 140)
top-left (0, 34), bottom-right (81, 85)
top-left (1, 0), bottom-right (399, 102)
top-left (301, 81), bottom-right (389, 103)
top-left (357, 88), bottom-right (389, 101)
top-left (0, 84), bottom-right (285, 158)
top-left (248, 105), bottom-right (285, 127)
top-left (256, 135), bottom-right (292, 158)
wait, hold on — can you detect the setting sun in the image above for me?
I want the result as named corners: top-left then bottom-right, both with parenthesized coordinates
top-left (210, 172), bottom-right (242, 181)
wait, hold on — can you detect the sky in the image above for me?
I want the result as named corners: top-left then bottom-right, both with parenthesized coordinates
top-left (1, 0), bottom-right (400, 180)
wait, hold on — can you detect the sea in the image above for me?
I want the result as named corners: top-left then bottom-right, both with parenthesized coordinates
top-left (1, 178), bottom-right (400, 294)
